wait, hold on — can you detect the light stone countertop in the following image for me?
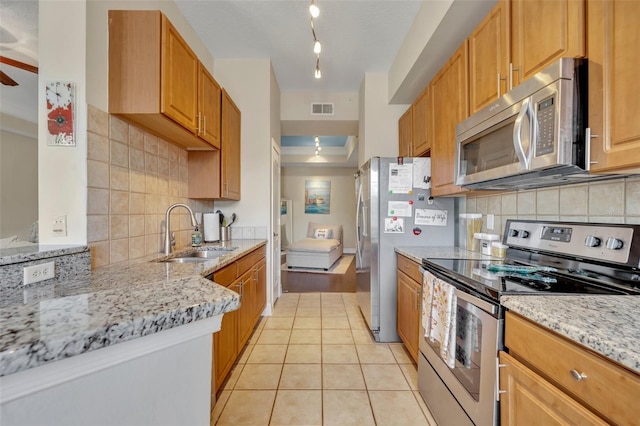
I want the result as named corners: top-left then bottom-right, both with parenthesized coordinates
top-left (395, 246), bottom-right (640, 374)
top-left (0, 244), bottom-right (89, 266)
top-left (0, 240), bottom-right (266, 377)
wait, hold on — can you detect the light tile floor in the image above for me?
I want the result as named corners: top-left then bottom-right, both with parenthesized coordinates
top-left (213, 292), bottom-right (437, 426)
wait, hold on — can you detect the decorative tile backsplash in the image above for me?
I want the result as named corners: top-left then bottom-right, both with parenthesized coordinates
top-left (459, 176), bottom-right (640, 238)
top-left (86, 105), bottom-right (213, 268)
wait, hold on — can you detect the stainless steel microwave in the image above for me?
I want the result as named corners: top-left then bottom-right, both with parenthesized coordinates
top-left (455, 58), bottom-right (616, 190)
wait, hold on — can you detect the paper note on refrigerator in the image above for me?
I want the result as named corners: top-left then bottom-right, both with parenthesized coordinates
top-left (388, 163), bottom-right (413, 193)
top-left (384, 218), bottom-right (405, 233)
top-left (388, 201), bottom-right (412, 217)
top-left (413, 158), bottom-right (431, 189)
top-left (415, 209), bottom-right (448, 226)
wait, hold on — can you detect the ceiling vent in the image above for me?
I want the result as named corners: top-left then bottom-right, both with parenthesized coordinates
top-left (311, 102), bottom-right (334, 116)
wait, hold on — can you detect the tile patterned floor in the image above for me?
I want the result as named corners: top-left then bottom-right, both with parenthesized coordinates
top-left (212, 292), bottom-right (437, 426)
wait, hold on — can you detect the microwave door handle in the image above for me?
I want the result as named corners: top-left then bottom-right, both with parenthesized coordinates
top-left (513, 97), bottom-right (531, 169)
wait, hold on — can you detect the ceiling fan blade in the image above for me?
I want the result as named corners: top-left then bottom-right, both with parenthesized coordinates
top-left (0, 70), bottom-right (18, 86)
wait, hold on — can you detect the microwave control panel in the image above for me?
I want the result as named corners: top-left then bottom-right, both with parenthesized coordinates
top-left (535, 96), bottom-right (556, 156)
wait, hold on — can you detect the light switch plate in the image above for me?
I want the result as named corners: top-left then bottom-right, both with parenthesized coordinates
top-left (23, 261), bottom-right (56, 285)
top-left (487, 214), bottom-right (495, 230)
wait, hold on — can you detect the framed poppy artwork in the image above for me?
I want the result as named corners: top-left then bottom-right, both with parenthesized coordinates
top-left (46, 81), bottom-right (76, 146)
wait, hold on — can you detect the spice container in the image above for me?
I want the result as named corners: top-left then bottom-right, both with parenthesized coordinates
top-left (474, 233), bottom-right (500, 255)
top-left (491, 242), bottom-right (509, 259)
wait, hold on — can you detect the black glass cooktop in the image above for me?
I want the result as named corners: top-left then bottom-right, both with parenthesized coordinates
top-left (422, 257), bottom-right (640, 302)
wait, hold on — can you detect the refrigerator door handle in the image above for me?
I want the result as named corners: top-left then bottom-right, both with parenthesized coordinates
top-left (362, 206), bottom-right (368, 237)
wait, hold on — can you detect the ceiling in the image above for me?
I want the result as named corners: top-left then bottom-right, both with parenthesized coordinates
top-left (0, 1), bottom-right (491, 169)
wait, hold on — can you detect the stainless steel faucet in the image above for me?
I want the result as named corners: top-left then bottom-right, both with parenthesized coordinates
top-left (164, 203), bottom-right (198, 255)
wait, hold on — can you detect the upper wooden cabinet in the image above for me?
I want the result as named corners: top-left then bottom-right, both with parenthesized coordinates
top-left (412, 86), bottom-right (431, 156)
top-left (510, 0), bottom-right (585, 89)
top-left (109, 10), bottom-right (220, 150)
top-left (398, 107), bottom-right (412, 157)
top-left (198, 64), bottom-right (222, 149)
top-left (221, 89), bottom-right (241, 200)
top-left (587, 0), bottom-right (640, 173)
top-left (430, 42), bottom-right (469, 197)
top-left (468, 0), bottom-right (510, 114)
top-left (188, 89), bottom-right (242, 200)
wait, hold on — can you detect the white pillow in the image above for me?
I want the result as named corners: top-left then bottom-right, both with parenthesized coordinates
top-left (314, 228), bottom-right (332, 239)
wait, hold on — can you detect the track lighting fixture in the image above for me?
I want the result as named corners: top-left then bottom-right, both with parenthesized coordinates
top-left (309, 0), bottom-right (319, 18)
top-left (309, 1), bottom-right (322, 79)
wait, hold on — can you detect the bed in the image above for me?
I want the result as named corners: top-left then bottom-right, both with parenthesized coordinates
top-left (286, 222), bottom-right (343, 270)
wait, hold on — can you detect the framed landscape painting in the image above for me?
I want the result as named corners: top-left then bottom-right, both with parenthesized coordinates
top-left (304, 180), bottom-right (331, 214)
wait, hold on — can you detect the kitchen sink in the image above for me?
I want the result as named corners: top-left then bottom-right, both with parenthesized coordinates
top-left (159, 247), bottom-right (238, 263)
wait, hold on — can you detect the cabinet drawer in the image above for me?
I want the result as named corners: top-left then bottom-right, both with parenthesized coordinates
top-left (505, 312), bottom-right (640, 425)
top-left (397, 254), bottom-right (422, 283)
top-left (238, 245), bottom-right (266, 275)
top-left (214, 262), bottom-right (237, 286)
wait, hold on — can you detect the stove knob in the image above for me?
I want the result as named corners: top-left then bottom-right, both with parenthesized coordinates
top-left (520, 230), bottom-right (530, 238)
top-left (510, 229), bottom-right (519, 237)
top-left (606, 237), bottom-right (624, 250)
top-left (584, 235), bottom-right (602, 247)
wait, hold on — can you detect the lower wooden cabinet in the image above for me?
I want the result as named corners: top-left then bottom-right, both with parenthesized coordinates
top-left (396, 254), bottom-right (422, 363)
top-left (501, 311), bottom-right (640, 425)
top-left (499, 351), bottom-right (607, 426)
top-left (211, 245), bottom-right (267, 397)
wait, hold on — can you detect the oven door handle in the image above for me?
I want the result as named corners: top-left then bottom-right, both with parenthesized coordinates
top-left (454, 287), bottom-right (498, 315)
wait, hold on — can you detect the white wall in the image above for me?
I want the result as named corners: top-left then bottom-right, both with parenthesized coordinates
top-left (0, 115), bottom-right (38, 241)
top-left (358, 72), bottom-right (409, 167)
top-left (281, 167), bottom-right (357, 250)
top-left (38, 0), bottom-right (87, 244)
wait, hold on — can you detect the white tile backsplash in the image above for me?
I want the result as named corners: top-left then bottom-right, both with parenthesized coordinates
top-left (588, 181), bottom-right (625, 217)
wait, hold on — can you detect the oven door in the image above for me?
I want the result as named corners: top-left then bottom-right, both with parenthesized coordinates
top-left (418, 267), bottom-right (502, 426)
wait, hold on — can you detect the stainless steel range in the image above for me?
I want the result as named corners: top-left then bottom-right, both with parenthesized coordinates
top-left (418, 220), bottom-right (640, 426)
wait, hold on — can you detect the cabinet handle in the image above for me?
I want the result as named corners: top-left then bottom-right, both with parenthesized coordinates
top-left (509, 63), bottom-right (519, 91)
top-left (203, 115), bottom-right (207, 135)
top-left (570, 369), bottom-right (588, 382)
top-left (497, 72), bottom-right (507, 97)
top-left (496, 358), bottom-right (507, 401)
top-left (196, 113), bottom-right (202, 135)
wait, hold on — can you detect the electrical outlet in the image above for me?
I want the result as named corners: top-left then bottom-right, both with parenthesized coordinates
top-left (53, 215), bottom-right (67, 236)
top-left (23, 261), bottom-right (56, 285)
top-left (487, 214), bottom-right (495, 230)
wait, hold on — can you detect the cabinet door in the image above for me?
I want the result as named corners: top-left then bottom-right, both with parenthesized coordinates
top-left (398, 107), bottom-right (413, 157)
top-left (221, 90), bottom-right (241, 200)
top-left (499, 352), bottom-right (607, 426)
top-left (198, 64), bottom-right (221, 149)
top-left (253, 258), bottom-right (267, 322)
top-left (511, 0), bottom-right (585, 88)
top-left (588, 0), bottom-right (640, 173)
top-left (213, 307), bottom-right (237, 393)
top-left (430, 42), bottom-right (469, 197)
top-left (412, 86), bottom-right (430, 156)
top-left (160, 15), bottom-right (198, 132)
top-left (236, 269), bottom-right (255, 351)
top-left (397, 270), bottom-right (419, 363)
top-left (468, 0), bottom-right (510, 113)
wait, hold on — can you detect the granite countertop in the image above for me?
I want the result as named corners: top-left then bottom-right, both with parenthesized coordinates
top-left (396, 246), bottom-right (640, 374)
top-left (501, 295), bottom-right (640, 374)
top-left (0, 244), bottom-right (89, 266)
top-left (0, 239), bottom-right (266, 377)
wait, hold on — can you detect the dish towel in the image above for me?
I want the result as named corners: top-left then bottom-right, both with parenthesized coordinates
top-left (421, 270), bottom-right (436, 335)
top-left (428, 277), bottom-right (457, 369)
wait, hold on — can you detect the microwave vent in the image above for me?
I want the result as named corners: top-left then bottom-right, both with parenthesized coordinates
top-left (311, 102), bottom-right (334, 116)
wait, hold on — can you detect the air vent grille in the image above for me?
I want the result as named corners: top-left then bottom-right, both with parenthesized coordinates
top-left (311, 102), bottom-right (334, 115)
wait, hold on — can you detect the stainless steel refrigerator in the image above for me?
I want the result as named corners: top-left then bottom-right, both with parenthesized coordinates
top-left (355, 157), bottom-right (455, 342)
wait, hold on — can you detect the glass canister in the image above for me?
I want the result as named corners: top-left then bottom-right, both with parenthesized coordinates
top-left (459, 213), bottom-right (483, 251)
